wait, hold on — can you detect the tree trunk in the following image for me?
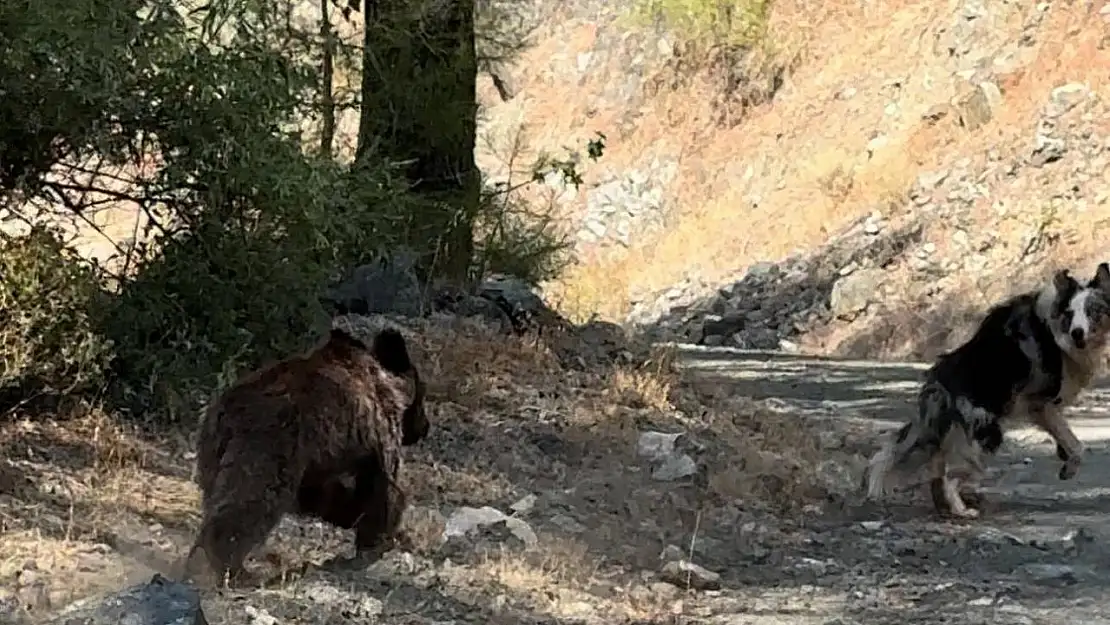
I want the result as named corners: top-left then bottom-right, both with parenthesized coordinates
top-left (356, 0), bottom-right (479, 284)
top-left (319, 0), bottom-right (336, 158)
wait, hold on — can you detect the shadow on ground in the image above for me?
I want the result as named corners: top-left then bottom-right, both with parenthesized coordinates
top-left (676, 345), bottom-right (1110, 427)
top-left (678, 346), bottom-right (925, 425)
top-left (628, 210), bottom-right (1074, 364)
top-left (630, 215), bottom-right (929, 354)
top-left (9, 317), bottom-right (1110, 624)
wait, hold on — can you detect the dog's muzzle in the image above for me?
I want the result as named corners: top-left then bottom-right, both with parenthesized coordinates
top-left (1071, 328), bottom-right (1087, 349)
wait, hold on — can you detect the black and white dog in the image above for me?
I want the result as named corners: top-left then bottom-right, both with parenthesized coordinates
top-left (865, 263), bottom-right (1110, 518)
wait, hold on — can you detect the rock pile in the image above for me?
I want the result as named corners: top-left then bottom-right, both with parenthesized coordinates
top-left (578, 156), bottom-right (678, 247)
top-left (626, 213), bottom-right (923, 349)
top-left (322, 248), bottom-right (566, 334)
top-left (324, 248), bottom-right (644, 369)
top-left (625, 80), bottom-right (1108, 357)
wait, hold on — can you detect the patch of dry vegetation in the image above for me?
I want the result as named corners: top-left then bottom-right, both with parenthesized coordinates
top-left (0, 411), bottom-right (194, 615)
top-left (0, 317), bottom-right (844, 621)
top-left (540, 0), bottom-right (1110, 325)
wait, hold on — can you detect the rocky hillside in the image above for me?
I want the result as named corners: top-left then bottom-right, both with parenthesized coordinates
top-left (484, 0), bottom-right (1110, 359)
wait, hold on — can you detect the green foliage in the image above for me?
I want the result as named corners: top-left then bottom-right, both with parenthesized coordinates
top-left (0, 0), bottom-right (600, 422)
top-left (474, 187), bottom-right (570, 285)
top-left (627, 0), bottom-right (772, 48)
top-left (104, 219), bottom-right (330, 418)
top-left (0, 226), bottom-right (114, 412)
top-left (97, 43), bottom-right (424, 418)
top-left (0, 0), bottom-right (182, 188)
top-left (474, 133), bottom-right (607, 286)
top-left (0, 0), bottom-right (411, 420)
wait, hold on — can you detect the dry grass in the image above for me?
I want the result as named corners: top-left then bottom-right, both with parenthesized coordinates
top-left (17, 0), bottom-right (1110, 620)
top-left (607, 367), bottom-right (675, 413)
top-left (541, 0), bottom-right (1110, 324)
top-left (0, 411), bottom-right (196, 618)
top-left (0, 317), bottom-right (851, 622)
top-left (467, 536), bottom-right (602, 617)
top-left (680, 384), bottom-right (831, 509)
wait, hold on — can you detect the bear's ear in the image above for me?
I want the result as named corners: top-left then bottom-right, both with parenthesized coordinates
top-left (371, 327), bottom-right (413, 375)
top-left (329, 327), bottom-right (368, 349)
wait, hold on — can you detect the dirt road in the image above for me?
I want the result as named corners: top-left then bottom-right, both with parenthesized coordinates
top-left (10, 336), bottom-right (1110, 625)
top-left (676, 344), bottom-right (1110, 625)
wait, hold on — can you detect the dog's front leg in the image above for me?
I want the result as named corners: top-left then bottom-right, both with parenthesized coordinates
top-left (1031, 403), bottom-right (1083, 480)
top-left (950, 452), bottom-right (987, 508)
top-left (929, 430), bottom-right (980, 519)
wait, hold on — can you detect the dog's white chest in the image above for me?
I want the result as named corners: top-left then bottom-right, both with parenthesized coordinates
top-left (1060, 355), bottom-right (1097, 404)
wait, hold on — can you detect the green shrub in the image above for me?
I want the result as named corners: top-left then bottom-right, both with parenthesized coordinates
top-left (101, 146), bottom-right (424, 422)
top-left (0, 225), bottom-right (114, 412)
top-left (472, 132), bottom-right (607, 286)
top-left (628, 0), bottom-right (772, 48)
top-left (0, 0), bottom-right (603, 425)
top-left (473, 185), bottom-right (574, 286)
top-left (103, 219), bottom-right (331, 421)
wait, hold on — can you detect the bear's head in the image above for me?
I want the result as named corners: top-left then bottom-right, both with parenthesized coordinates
top-left (329, 326), bottom-right (430, 445)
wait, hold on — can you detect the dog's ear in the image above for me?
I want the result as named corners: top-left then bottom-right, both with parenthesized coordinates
top-left (1053, 268), bottom-right (1078, 293)
top-left (1090, 262), bottom-right (1110, 290)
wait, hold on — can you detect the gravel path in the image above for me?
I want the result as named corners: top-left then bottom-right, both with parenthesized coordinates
top-left (674, 344), bottom-right (1110, 625)
top-left (13, 341), bottom-right (1110, 625)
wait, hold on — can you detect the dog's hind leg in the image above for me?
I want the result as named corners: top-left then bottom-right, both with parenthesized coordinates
top-left (928, 428), bottom-right (980, 519)
top-left (949, 457), bottom-right (987, 509)
top-left (1056, 443), bottom-right (1070, 461)
top-left (1031, 403), bottom-right (1083, 480)
top-left (865, 424), bottom-right (907, 499)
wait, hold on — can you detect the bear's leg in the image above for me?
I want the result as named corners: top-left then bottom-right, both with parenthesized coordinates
top-left (189, 501), bottom-right (285, 584)
top-left (352, 455), bottom-right (407, 555)
top-left (187, 447), bottom-right (299, 584)
top-left (353, 475), bottom-right (406, 555)
top-left (298, 471), bottom-right (363, 529)
top-left (295, 469), bottom-right (328, 517)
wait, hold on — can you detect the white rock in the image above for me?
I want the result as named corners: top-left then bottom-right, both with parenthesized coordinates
top-left (967, 597), bottom-right (994, 606)
top-left (659, 544), bottom-right (685, 562)
top-left (510, 494), bottom-right (536, 515)
top-left (1049, 82), bottom-right (1091, 115)
top-left (659, 560), bottom-right (721, 590)
top-left (443, 506), bottom-right (538, 546)
top-left (1020, 563), bottom-right (1080, 585)
top-left (245, 605), bottom-right (279, 625)
top-left (637, 431), bottom-right (683, 460)
top-left (503, 518), bottom-right (539, 546)
top-left (652, 453), bottom-right (697, 481)
top-left (779, 339), bottom-right (800, 353)
top-left (444, 506), bottom-right (506, 538)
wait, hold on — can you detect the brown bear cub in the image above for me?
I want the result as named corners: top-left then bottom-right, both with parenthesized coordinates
top-left (184, 325), bottom-right (429, 585)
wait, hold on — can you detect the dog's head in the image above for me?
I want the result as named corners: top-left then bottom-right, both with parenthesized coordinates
top-left (1083, 262), bottom-right (1110, 347)
top-left (1044, 265), bottom-right (1110, 353)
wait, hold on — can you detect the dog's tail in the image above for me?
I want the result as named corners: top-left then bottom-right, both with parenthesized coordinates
top-left (864, 382), bottom-right (947, 499)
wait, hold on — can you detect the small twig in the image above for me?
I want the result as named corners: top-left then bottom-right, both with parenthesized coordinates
top-left (120, 201), bottom-right (145, 278)
top-left (686, 509), bottom-right (701, 590)
top-left (41, 181), bottom-right (129, 260)
top-left (65, 497), bottom-right (76, 542)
